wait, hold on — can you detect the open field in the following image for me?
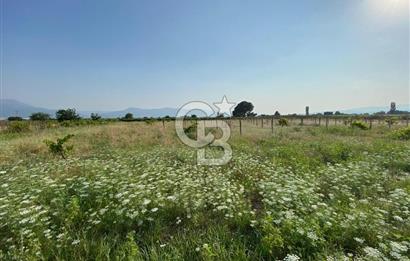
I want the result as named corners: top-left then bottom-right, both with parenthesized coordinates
top-left (0, 121), bottom-right (409, 260)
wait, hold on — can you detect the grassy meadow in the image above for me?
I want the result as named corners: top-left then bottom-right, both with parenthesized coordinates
top-left (0, 120), bottom-right (409, 260)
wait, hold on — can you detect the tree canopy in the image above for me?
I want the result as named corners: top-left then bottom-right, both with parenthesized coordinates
top-left (56, 109), bottom-right (80, 121)
top-left (232, 101), bottom-right (254, 117)
top-left (30, 112), bottom-right (51, 121)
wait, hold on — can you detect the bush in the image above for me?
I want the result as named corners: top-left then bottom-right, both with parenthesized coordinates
top-left (7, 116), bottom-right (23, 121)
top-left (90, 113), bottom-right (102, 120)
top-left (385, 118), bottom-right (397, 127)
top-left (351, 121), bottom-right (369, 130)
top-left (7, 121), bottom-right (30, 133)
top-left (123, 113), bottom-right (134, 121)
top-left (184, 121), bottom-right (198, 140)
top-left (391, 127), bottom-right (410, 140)
top-left (278, 118), bottom-right (288, 127)
top-left (56, 109), bottom-right (80, 122)
top-left (30, 112), bottom-right (51, 121)
top-left (44, 134), bottom-right (75, 159)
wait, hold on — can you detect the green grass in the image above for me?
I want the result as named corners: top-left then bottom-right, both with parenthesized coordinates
top-left (0, 122), bottom-right (409, 260)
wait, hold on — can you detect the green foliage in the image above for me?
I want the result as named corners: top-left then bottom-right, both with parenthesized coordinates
top-left (7, 116), bottom-right (23, 121)
top-left (56, 108), bottom-right (81, 122)
top-left (120, 232), bottom-right (141, 260)
top-left (90, 113), bottom-right (102, 120)
top-left (7, 121), bottom-right (30, 133)
top-left (278, 118), bottom-right (288, 127)
top-left (391, 127), bottom-right (410, 140)
top-left (385, 118), bottom-right (397, 126)
top-left (259, 216), bottom-right (284, 256)
top-left (351, 121), bottom-right (369, 130)
top-left (30, 112), bottom-right (51, 121)
top-left (183, 121), bottom-right (198, 140)
top-left (124, 113), bottom-right (134, 120)
top-left (233, 101), bottom-right (254, 117)
top-left (144, 118), bottom-right (155, 125)
top-left (44, 134), bottom-right (74, 159)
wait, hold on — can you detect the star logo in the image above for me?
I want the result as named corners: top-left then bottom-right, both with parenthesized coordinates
top-left (213, 95), bottom-right (236, 117)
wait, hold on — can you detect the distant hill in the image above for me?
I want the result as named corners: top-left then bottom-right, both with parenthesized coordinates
top-left (0, 99), bottom-right (180, 119)
top-left (98, 107), bottom-right (179, 118)
top-left (340, 104), bottom-right (410, 114)
top-left (0, 99), bottom-right (55, 119)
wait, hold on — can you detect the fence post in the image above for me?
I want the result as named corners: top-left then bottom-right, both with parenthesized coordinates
top-left (239, 119), bottom-right (242, 136)
top-left (301, 117), bottom-right (304, 126)
top-left (261, 118), bottom-right (264, 128)
top-left (326, 117), bottom-right (329, 128)
top-left (369, 119), bottom-right (372, 129)
top-left (319, 118), bottom-right (321, 126)
top-left (407, 116), bottom-right (409, 127)
top-left (162, 119), bottom-right (165, 129)
top-left (271, 117), bottom-right (274, 133)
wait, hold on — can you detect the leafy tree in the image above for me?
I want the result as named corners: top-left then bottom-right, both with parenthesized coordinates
top-left (232, 101), bottom-right (254, 117)
top-left (30, 112), bottom-right (50, 121)
top-left (56, 109), bottom-right (80, 122)
top-left (90, 113), bottom-right (102, 120)
top-left (124, 113), bottom-right (134, 120)
top-left (334, 111), bottom-right (342, 115)
top-left (274, 111), bottom-right (281, 117)
top-left (7, 116), bottom-right (23, 121)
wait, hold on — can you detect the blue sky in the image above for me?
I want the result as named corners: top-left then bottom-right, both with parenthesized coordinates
top-left (2, 0), bottom-right (409, 114)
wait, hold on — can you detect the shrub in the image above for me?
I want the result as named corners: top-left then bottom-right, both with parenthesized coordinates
top-left (391, 127), bottom-right (410, 140)
top-left (44, 134), bottom-right (74, 159)
top-left (144, 119), bottom-right (155, 125)
top-left (56, 109), bottom-right (80, 122)
top-left (351, 121), bottom-right (369, 130)
top-left (90, 113), bottom-right (102, 120)
top-left (278, 118), bottom-right (288, 127)
top-left (7, 121), bottom-right (30, 133)
top-left (124, 113), bottom-right (134, 120)
top-left (184, 121), bottom-right (198, 140)
top-left (7, 116), bottom-right (23, 121)
top-left (30, 112), bottom-right (51, 121)
top-left (385, 118), bottom-right (397, 127)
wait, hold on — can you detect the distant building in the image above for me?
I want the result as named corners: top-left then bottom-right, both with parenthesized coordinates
top-left (305, 106), bottom-right (309, 116)
top-left (390, 102), bottom-right (396, 112)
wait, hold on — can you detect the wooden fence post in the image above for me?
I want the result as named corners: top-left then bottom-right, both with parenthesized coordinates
top-left (301, 117), bottom-right (304, 126)
top-left (325, 117), bottom-right (329, 128)
top-left (271, 117), bottom-right (274, 133)
top-left (369, 119), bottom-right (372, 129)
top-left (261, 118), bottom-right (264, 128)
top-left (162, 119), bottom-right (165, 129)
top-left (239, 119), bottom-right (242, 136)
top-left (319, 118), bottom-right (321, 126)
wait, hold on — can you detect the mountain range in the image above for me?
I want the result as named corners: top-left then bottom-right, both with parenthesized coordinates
top-left (1, 99), bottom-right (409, 119)
top-left (0, 99), bottom-right (179, 119)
